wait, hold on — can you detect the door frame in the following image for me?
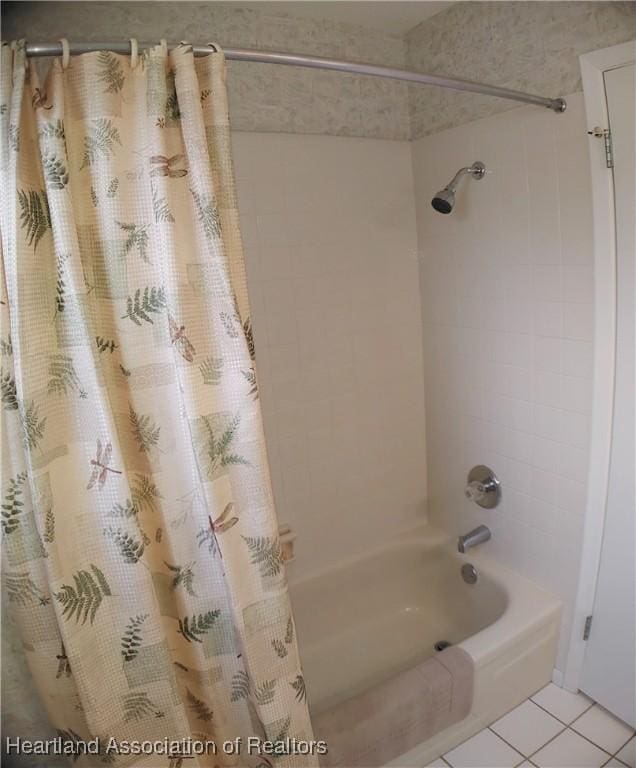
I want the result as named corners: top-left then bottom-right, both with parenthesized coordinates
top-left (563, 40), bottom-right (636, 692)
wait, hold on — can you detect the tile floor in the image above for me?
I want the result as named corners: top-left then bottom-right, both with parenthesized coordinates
top-left (426, 684), bottom-right (635, 768)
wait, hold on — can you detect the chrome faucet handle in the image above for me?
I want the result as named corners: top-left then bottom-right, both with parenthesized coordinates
top-left (465, 466), bottom-right (501, 509)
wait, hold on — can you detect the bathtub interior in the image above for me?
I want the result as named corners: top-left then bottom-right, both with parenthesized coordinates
top-left (290, 529), bottom-right (509, 714)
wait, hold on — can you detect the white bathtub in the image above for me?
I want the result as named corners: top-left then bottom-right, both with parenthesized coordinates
top-left (290, 525), bottom-right (561, 765)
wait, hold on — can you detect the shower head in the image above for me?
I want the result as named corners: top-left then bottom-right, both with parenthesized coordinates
top-left (431, 161), bottom-right (486, 214)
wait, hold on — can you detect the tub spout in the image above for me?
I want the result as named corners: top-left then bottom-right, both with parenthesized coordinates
top-left (457, 524), bottom-right (491, 553)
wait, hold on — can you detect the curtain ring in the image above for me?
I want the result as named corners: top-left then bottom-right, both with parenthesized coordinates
top-left (129, 38), bottom-right (138, 68)
top-left (159, 38), bottom-right (168, 57)
top-left (206, 42), bottom-right (222, 53)
top-left (59, 38), bottom-right (70, 69)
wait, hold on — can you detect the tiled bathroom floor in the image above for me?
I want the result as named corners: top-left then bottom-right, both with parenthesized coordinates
top-left (426, 684), bottom-right (635, 768)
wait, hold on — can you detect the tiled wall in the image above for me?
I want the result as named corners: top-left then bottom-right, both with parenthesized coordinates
top-left (406, 1), bottom-right (636, 138)
top-left (232, 131), bottom-right (427, 579)
top-left (3, 1), bottom-right (410, 140)
top-left (411, 92), bottom-right (594, 671)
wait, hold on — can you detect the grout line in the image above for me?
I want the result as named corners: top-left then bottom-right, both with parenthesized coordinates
top-left (611, 733), bottom-right (636, 759)
top-left (530, 695), bottom-right (595, 728)
top-left (525, 723), bottom-right (613, 763)
top-left (487, 724), bottom-right (548, 760)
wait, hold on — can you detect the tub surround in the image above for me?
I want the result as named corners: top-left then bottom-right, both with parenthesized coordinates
top-left (412, 91), bottom-right (597, 675)
top-left (232, 131), bottom-right (426, 579)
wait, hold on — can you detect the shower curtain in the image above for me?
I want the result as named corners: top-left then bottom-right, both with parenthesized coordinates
top-left (1, 40), bottom-right (316, 767)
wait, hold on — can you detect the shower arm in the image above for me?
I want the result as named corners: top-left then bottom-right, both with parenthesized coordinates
top-left (21, 41), bottom-right (567, 114)
top-left (445, 162), bottom-right (488, 192)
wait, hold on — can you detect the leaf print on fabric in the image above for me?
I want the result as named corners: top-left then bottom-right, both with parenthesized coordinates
top-left (149, 154), bottom-right (187, 179)
top-left (107, 498), bottom-right (137, 519)
top-left (54, 252), bottom-right (70, 316)
top-left (80, 118), bottom-right (122, 169)
top-left (271, 639), bottom-right (287, 659)
top-left (196, 527), bottom-right (217, 556)
top-left (177, 610), bottom-right (220, 643)
top-left (131, 474), bottom-right (162, 515)
top-left (107, 178), bottom-right (119, 198)
top-left (243, 317), bottom-right (255, 361)
top-left (38, 119), bottom-right (65, 140)
top-left (42, 151), bottom-right (69, 190)
top-left (21, 400), bottom-right (47, 450)
top-left (199, 356), bottom-right (223, 385)
top-left (269, 715), bottom-right (291, 745)
top-left (230, 671), bottom-right (250, 702)
top-left (87, 440), bottom-right (122, 490)
top-left (284, 617), bottom-right (294, 645)
top-left (54, 564), bottom-right (111, 624)
top-left (9, 124), bottom-right (20, 152)
top-left (95, 336), bottom-right (118, 354)
top-left (47, 354), bottom-right (87, 398)
top-left (117, 221), bottom-right (151, 264)
top-left (220, 311), bottom-right (239, 339)
top-left (1, 471), bottom-right (28, 535)
top-left (123, 692), bottom-right (163, 723)
top-left (18, 189), bottom-right (51, 251)
top-left (191, 189), bottom-right (221, 239)
top-left (1, 370), bottom-right (18, 410)
top-left (200, 413), bottom-right (250, 477)
top-left (121, 614), bottom-right (148, 661)
top-left (151, 183), bottom-right (174, 223)
top-left (242, 536), bottom-right (283, 579)
top-left (121, 286), bottom-right (166, 326)
top-left (242, 368), bottom-right (258, 400)
top-left (272, 616), bottom-right (294, 657)
top-left (164, 561), bottom-right (197, 596)
top-left (43, 508), bottom-right (55, 544)
top-left (186, 688), bottom-right (214, 722)
top-left (290, 674), bottom-right (307, 703)
top-left (0, 335), bottom-right (12, 357)
top-left (165, 70), bottom-right (180, 120)
top-left (104, 526), bottom-right (146, 564)
top-left (129, 405), bottom-right (161, 453)
top-left (254, 680), bottom-right (277, 705)
top-left (168, 315), bottom-right (196, 363)
top-left (5, 572), bottom-right (48, 606)
top-left (97, 51), bottom-right (124, 94)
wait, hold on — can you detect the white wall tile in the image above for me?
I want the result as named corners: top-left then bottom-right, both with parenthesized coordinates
top-left (412, 93), bottom-right (595, 672)
top-left (234, 131), bottom-right (426, 578)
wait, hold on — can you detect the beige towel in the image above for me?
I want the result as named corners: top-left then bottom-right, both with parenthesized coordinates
top-left (314, 646), bottom-right (474, 767)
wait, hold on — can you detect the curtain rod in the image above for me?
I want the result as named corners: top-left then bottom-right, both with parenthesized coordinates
top-left (24, 41), bottom-right (567, 113)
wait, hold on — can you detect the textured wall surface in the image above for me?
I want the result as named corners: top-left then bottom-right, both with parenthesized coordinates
top-left (412, 92), bottom-right (595, 671)
top-left (406, 2), bottom-right (636, 138)
top-left (2, 1), bottom-right (410, 140)
top-left (233, 131), bottom-right (427, 579)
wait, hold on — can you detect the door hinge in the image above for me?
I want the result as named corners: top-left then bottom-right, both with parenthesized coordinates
top-left (583, 614), bottom-right (593, 641)
top-left (587, 127), bottom-right (614, 168)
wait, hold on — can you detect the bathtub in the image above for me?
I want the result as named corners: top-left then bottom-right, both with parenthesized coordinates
top-left (290, 525), bottom-right (561, 765)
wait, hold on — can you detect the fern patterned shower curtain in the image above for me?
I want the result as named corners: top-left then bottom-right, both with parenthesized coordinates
top-left (1, 40), bottom-right (316, 766)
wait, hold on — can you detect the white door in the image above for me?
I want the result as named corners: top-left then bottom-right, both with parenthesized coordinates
top-left (580, 61), bottom-right (636, 728)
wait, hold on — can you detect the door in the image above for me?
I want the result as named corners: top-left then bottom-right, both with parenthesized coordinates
top-left (580, 61), bottom-right (636, 727)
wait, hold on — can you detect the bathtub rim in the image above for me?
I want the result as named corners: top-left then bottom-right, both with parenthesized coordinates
top-left (289, 522), bottom-right (562, 669)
